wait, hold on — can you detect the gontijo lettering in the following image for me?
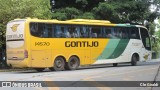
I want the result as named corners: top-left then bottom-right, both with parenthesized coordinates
top-left (65, 41), bottom-right (99, 47)
top-left (7, 34), bottom-right (23, 40)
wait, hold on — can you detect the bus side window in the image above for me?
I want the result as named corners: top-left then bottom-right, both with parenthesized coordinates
top-left (47, 24), bottom-right (53, 38)
top-left (70, 26), bottom-right (81, 38)
top-left (69, 26), bottom-right (78, 38)
top-left (30, 23), bottom-right (38, 37)
top-left (60, 26), bottom-right (65, 38)
top-left (112, 27), bottom-right (118, 39)
top-left (80, 26), bottom-right (88, 38)
top-left (42, 24), bottom-right (49, 38)
top-left (129, 27), bottom-right (140, 39)
top-left (75, 26), bottom-right (81, 38)
top-left (54, 25), bottom-right (62, 38)
top-left (38, 23), bottom-right (45, 37)
top-left (51, 25), bottom-right (55, 38)
top-left (124, 28), bottom-right (129, 39)
top-left (64, 26), bottom-right (71, 38)
top-left (121, 27), bottom-right (128, 39)
top-left (105, 28), bottom-right (112, 38)
top-left (117, 27), bottom-right (124, 38)
top-left (91, 26), bottom-right (101, 38)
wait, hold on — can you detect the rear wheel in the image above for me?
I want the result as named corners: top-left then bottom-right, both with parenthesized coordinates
top-left (35, 68), bottom-right (45, 72)
top-left (131, 54), bottom-right (138, 66)
top-left (65, 56), bottom-right (80, 70)
top-left (53, 57), bottom-right (65, 71)
top-left (113, 63), bottom-right (118, 67)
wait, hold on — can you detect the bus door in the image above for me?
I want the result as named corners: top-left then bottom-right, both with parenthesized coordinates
top-left (140, 28), bottom-right (151, 61)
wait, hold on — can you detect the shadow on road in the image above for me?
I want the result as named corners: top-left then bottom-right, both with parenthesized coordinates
top-left (9, 60), bottom-right (160, 74)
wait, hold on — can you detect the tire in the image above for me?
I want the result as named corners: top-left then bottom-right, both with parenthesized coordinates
top-left (53, 57), bottom-right (65, 71)
top-left (131, 54), bottom-right (137, 66)
top-left (35, 68), bottom-right (45, 72)
top-left (65, 56), bottom-right (80, 70)
top-left (113, 63), bottom-right (118, 67)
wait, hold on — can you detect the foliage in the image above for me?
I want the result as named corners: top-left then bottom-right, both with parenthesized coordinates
top-left (0, 0), bottom-right (52, 48)
top-left (52, 0), bottom-right (160, 24)
top-left (92, 0), bottom-right (158, 24)
top-left (1, 0), bottom-right (160, 48)
top-left (152, 30), bottom-right (160, 58)
top-left (78, 12), bottom-right (95, 19)
top-left (52, 7), bottom-right (81, 20)
top-left (152, 19), bottom-right (160, 58)
top-left (148, 22), bottom-right (156, 35)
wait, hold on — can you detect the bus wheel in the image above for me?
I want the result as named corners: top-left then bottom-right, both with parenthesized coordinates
top-left (113, 63), bottom-right (118, 67)
top-left (53, 57), bottom-right (65, 71)
top-left (65, 56), bottom-right (80, 70)
top-left (35, 68), bottom-right (45, 72)
top-left (131, 54), bottom-right (138, 66)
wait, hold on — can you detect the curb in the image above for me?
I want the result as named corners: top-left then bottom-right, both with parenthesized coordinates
top-left (0, 69), bottom-right (34, 72)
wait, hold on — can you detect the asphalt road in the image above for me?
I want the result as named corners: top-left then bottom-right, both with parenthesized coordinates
top-left (0, 59), bottom-right (160, 90)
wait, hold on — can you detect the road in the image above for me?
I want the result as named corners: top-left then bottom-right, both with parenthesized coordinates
top-left (0, 59), bottom-right (160, 90)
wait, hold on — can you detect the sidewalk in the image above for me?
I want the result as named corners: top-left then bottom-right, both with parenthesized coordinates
top-left (147, 58), bottom-right (160, 62)
top-left (154, 58), bottom-right (160, 81)
top-left (152, 63), bottom-right (160, 90)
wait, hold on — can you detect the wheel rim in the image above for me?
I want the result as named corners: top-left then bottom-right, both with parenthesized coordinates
top-left (55, 59), bottom-right (63, 68)
top-left (70, 59), bottom-right (77, 68)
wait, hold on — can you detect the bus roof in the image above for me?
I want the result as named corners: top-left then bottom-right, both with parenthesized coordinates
top-left (10, 17), bottom-right (146, 28)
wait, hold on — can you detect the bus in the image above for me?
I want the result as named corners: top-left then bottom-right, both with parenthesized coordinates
top-left (6, 18), bottom-right (152, 71)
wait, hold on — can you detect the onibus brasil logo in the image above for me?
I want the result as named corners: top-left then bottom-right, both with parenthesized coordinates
top-left (11, 24), bottom-right (19, 32)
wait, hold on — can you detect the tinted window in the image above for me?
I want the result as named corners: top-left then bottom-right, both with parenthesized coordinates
top-left (129, 27), bottom-right (140, 39)
top-left (79, 26), bottom-right (89, 38)
top-left (90, 26), bottom-right (102, 38)
top-left (54, 25), bottom-right (69, 38)
top-left (30, 23), bottom-right (140, 40)
top-left (30, 23), bottom-right (54, 38)
top-left (103, 27), bottom-right (113, 38)
top-left (111, 27), bottom-right (129, 39)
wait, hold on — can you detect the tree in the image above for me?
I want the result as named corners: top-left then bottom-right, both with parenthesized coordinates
top-left (52, 7), bottom-right (81, 20)
top-left (52, 0), bottom-right (160, 25)
top-left (93, 0), bottom-right (160, 24)
top-left (51, 0), bottom-right (104, 20)
top-left (152, 19), bottom-right (160, 58)
top-left (0, 0), bottom-right (52, 48)
top-left (53, 0), bottom-right (104, 12)
top-left (0, 0), bottom-right (52, 67)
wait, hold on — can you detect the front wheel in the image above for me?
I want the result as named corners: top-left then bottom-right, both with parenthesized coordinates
top-left (65, 56), bottom-right (80, 70)
top-left (131, 54), bottom-right (138, 66)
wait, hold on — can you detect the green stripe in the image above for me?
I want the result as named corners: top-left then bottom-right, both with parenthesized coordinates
top-left (107, 39), bottom-right (130, 59)
top-left (97, 39), bottom-right (130, 60)
top-left (97, 39), bottom-right (120, 60)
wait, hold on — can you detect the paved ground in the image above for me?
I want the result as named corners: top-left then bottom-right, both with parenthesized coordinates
top-left (0, 59), bottom-right (160, 90)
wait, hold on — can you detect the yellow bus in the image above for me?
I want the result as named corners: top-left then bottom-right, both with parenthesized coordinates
top-left (6, 18), bottom-right (152, 71)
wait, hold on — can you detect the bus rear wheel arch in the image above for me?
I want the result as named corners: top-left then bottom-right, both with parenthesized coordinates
top-left (50, 56), bottom-right (66, 71)
top-left (131, 53), bottom-right (139, 66)
top-left (65, 55), bottom-right (80, 70)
